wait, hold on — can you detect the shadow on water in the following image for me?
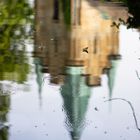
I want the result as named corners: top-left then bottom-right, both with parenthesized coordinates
top-left (0, 0), bottom-right (140, 140)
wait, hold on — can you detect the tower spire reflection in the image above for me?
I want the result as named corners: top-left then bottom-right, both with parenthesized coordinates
top-left (34, 58), bottom-right (43, 107)
top-left (107, 59), bottom-right (119, 99)
top-left (61, 67), bottom-right (91, 140)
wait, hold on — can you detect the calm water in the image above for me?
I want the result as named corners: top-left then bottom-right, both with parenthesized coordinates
top-left (0, 0), bottom-right (140, 140)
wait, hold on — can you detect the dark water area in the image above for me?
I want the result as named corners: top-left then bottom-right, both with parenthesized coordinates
top-left (0, 0), bottom-right (140, 140)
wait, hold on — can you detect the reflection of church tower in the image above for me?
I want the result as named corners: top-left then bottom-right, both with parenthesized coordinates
top-left (34, 58), bottom-right (43, 107)
top-left (0, 93), bottom-right (10, 140)
top-left (107, 59), bottom-right (120, 98)
top-left (61, 67), bottom-right (91, 140)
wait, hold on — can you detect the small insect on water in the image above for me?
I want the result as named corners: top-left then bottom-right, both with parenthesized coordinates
top-left (82, 47), bottom-right (88, 53)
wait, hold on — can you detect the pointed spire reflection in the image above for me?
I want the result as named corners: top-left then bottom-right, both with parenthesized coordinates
top-left (61, 67), bottom-right (91, 140)
top-left (107, 59), bottom-right (120, 99)
top-left (34, 58), bottom-right (43, 108)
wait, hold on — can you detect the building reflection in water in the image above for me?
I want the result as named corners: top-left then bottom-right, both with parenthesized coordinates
top-left (34, 0), bottom-right (127, 139)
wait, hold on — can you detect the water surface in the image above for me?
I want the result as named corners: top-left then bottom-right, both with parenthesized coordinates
top-left (0, 0), bottom-right (140, 140)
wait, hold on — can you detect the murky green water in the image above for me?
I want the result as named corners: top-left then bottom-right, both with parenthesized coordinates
top-left (0, 0), bottom-right (140, 140)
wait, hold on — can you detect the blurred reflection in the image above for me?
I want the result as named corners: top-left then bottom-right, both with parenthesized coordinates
top-left (34, 58), bottom-right (43, 107)
top-left (34, 0), bottom-right (123, 86)
top-left (34, 0), bottom-right (69, 84)
top-left (0, 47), bottom-right (29, 83)
top-left (61, 0), bottom-right (71, 25)
top-left (0, 91), bottom-right (10, 140)
top-left (98, 0), bottom-right (140, 29)
top-left (0, 1), bottom-right (33, 139)
top-left (107, 59), bottom-right (119, 98)
top-left (125, 0), bottom-right (140, 29)
top-left (0, 0), bottom-right (33, 83)
top-left (33, 0), bottom-right (129, 140)
top-left (53, 0), bottom-right (59, 20)
top-left (61, 67), bottom-right (91, 140)
top-left (0, 0), bottom-right (33, 47)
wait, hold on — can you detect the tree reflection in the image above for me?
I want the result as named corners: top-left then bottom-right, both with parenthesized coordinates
top-left (0, 94), bottom-right (10, 140)
top-left (123, 0), bottom-right (140, 29)
top-left (0, 0), bottom-right (33, 83)
top-left (0, 0), bottom-right (33, 47)
top-left (99, 0), bottom-right (140, 29)
top-left (0, 47), bottom-right (29, 83)
top-left (61, 0), bottom-right (71, 25)
top-left (0, 1), bottom-right (33, 139)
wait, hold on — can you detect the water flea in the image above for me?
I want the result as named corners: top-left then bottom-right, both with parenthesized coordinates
top-left (94, 107), bottom-right (98, 111)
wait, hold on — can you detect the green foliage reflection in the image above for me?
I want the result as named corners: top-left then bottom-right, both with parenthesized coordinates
top-left (100, 0), bottom-right (140, 29)
top-left (0, 0), bottom-right (33, 83)
top-left (0, 0), bottom-right (33, 48)
top-left (61, 0), bottom-right (71, 25)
